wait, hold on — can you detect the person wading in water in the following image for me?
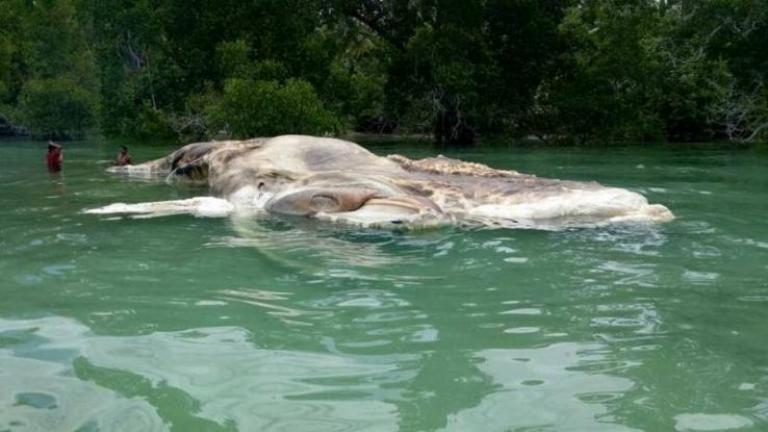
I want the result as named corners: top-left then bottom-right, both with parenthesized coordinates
top-left (45, 141), bottom-right (63, 172)
top-left (114, 145), bottom-right (132, 166)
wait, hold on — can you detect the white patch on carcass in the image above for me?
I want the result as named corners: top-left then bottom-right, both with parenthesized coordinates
top-left (228, 186), bottom-right (276, 217)
top-left (318, 206), bottom-right (447, 229)
top-left (468, 187), bottom-right (674, 229)
top-left (84, 197), bottom-right (234, 218)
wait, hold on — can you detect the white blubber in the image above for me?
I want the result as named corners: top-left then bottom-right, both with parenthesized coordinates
top-left (85, 197), bottom-right (234, 218)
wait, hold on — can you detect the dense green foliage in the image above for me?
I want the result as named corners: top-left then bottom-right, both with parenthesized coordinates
top-left (19, 78), bottom-right (96, 139)
top-left (0, 0), bottom-right (766, 144)
top-left (207, 78), bottom-right (341, 138)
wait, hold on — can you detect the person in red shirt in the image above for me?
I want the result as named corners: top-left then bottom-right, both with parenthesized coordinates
top-left (45, 141), bottom-right (63, 172)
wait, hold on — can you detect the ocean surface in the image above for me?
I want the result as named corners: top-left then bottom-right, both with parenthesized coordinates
top-left (0, 138), bottom-right (766, 431)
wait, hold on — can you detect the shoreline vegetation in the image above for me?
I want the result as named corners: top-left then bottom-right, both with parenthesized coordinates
top-left (1, 1), bottom-right (767, 146)
top-left (3, 132), bottom-right (762, 153)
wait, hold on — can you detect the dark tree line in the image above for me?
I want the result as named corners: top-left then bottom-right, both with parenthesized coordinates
top-left (1, 0), bottom-right (767, 144)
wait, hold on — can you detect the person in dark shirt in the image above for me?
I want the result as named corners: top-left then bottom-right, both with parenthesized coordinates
top-left (45, 141), bottom-right (63, 172)
top-left (114, 145), bottom-right (132, 166)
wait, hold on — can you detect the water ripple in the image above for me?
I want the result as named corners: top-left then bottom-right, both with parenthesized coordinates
top-left (1, 317), bottom-right (411, 432)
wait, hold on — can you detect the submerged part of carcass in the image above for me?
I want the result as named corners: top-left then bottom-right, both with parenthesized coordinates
top-left (88, 135), bottom-right (673, 230)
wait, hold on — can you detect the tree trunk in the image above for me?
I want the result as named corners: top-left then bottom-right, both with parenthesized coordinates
top-left (433, 108), bottom-right (475, 146)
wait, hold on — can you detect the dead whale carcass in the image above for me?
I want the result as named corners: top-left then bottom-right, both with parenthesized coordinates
top-left (88, 135), bottom-right (674, 229)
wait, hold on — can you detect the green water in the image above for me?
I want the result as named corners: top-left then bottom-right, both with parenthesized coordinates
top-left (1, 139), bottom-right (767, 432)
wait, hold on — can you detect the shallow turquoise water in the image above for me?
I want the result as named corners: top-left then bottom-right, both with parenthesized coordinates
top-left (1, 139), bottom-right (767, 431)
